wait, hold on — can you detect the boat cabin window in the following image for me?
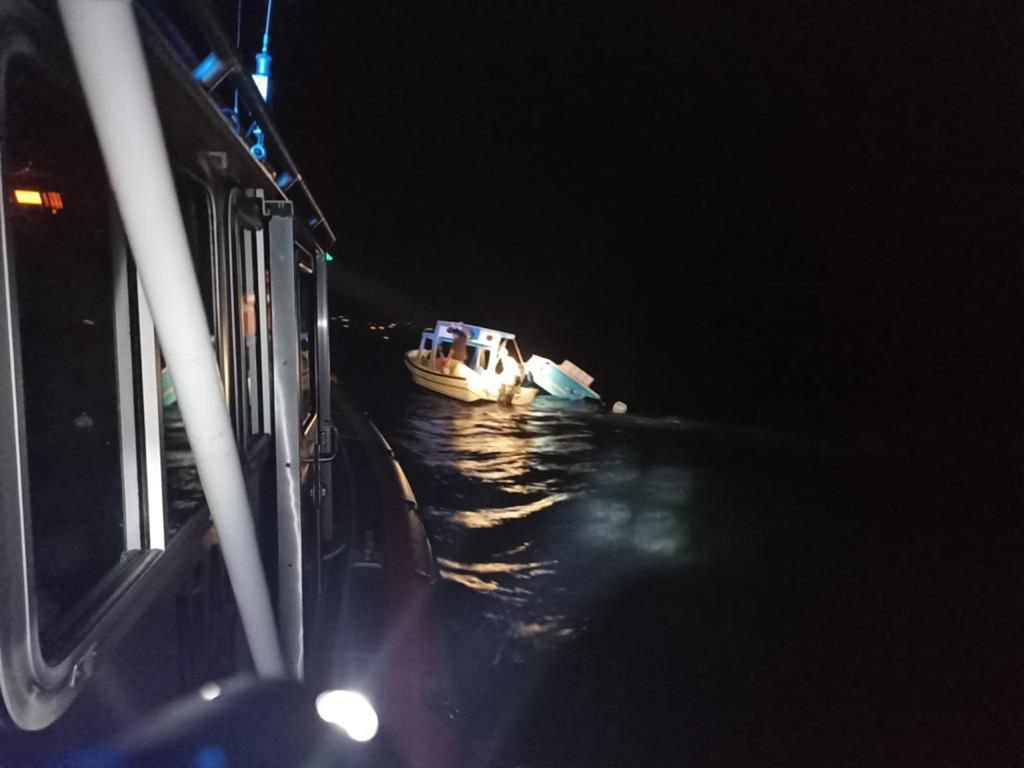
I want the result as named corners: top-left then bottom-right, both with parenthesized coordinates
top-left (298, 268), bottom-right (316, 425)
top-left (160, 347), bottom-right (205, 538)
top-left (163, 175), bottom-right (217, 536)
top-left (474, 348), bottom-right (490, 371)
top-left (2, 57), bottom-right (127, 642)
top-left (176, 173), bottom-right (216, 336)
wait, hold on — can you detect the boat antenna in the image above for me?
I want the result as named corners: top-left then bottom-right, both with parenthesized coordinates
top-left (262, 0), bottom-right (273, 54)
top-left (233, 0), bottom-right (242, 115)
top-left (251, 0), bottom-right (273, 102)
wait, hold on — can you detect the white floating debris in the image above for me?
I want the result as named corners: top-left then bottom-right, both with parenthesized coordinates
top-left (73, 411), bottom-right (94, 428)
top-left (612, 401), bottom-right (628, 414)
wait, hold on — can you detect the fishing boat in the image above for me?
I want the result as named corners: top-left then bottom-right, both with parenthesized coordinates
top-left (405, 321), bottom-right (539, 405)
top-left (525, 356), bottom-right (601, 401)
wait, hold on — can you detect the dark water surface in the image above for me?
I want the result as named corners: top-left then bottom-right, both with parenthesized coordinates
top-left (335, 324), bottom-right (1020, 767)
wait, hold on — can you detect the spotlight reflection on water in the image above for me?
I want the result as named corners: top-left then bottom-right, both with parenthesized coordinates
top-left (581, 501), bottom-right (689, 560)
top-left (450, 493), bottom-right (571, 529)
top-left (631, 509), bottom-right (686, 557)
top-left (438, 557), bottom-right (556, 596)
top-left (389, 391), bottom-right (696, 678)
top-left (582, 500), bottom-right (633, 546)
top-left (644, 466), bottom-right (695, 505)
top-left (439, 571), bottom-right (504, 592)
top-left (437, 557), bottom-right (552, 574)
top-left (510, 619), bottom-right (576, 641)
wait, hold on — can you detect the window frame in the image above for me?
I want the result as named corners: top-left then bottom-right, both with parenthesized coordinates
top-left (160, 170), bottom-right (220, 539)
top-left (296, 246), bottom-right (317, 431)
top-left (0, 46), bottom-right (216, 730)
top-left (228, 187), bottom-right (274, 450)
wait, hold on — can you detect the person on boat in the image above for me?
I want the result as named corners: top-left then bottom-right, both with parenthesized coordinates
top-left (495, 348), bottom-right (520, 405)
top-left (445, 328), bottom-right (469, 375)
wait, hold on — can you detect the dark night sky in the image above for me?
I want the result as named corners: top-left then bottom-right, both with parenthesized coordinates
top-left (243, 0), bottom-right (1017, 427)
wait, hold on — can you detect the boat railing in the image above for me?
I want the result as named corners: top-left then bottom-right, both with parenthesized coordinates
top-left (137, 0), bottom-right (335, 246)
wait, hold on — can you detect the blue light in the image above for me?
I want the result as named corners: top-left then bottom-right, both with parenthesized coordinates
top-left (255, 52), bottom-right (272, 78)
top-left (249, 124), bottom-right (266, 161)
top-left (192, 52), bottom-right (221, 85)
top-left (253, 52), bottom-right (271, 102)
top-left (191, 746), bottom-right (227, 768)
top-left (276, 170), bottom-right (293, 188)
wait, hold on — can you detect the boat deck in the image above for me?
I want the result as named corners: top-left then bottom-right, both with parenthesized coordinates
top-left (310, 385), bottom-right (460, 767)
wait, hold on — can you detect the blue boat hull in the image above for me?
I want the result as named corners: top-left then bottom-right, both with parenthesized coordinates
top-left (526, 357), bottom-right (600, 400)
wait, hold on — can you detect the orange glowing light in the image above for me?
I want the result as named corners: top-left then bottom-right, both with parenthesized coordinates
top-left (14, 189), bottom-right (43, 206)
top-left (14, 189), bottom-right (63, 212)
top-left (41, 191), bottom-right (63, 211)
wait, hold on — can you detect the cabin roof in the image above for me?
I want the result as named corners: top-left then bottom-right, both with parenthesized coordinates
top-left (429, 321), bottom-right (516, 345)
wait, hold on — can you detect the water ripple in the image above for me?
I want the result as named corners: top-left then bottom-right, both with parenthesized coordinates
top-left (448, 493), bottom-right (573, 529)
top-left (437, 557), bottom-right (555, 574)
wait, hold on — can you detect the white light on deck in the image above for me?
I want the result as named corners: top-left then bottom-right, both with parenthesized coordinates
top-left (316, 690), bottom-right (379, 742)
top-left (198, 682), bottom-right (221, 701)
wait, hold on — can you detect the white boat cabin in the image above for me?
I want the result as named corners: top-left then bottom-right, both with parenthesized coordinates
top-left (407, 321), bottom-right (538, 405)
top-left (416, 321), bottom-right (525, 378)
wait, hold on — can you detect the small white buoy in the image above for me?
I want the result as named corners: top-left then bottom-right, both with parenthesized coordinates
top-left (612, 401), bottom-right (628, 414)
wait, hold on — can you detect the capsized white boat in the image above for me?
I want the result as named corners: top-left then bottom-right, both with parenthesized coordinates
top-left (405, 321), bottom-right (539, 405)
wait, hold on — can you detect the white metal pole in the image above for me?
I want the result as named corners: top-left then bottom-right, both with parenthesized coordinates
top-left (58, 0), bottom-right (285, 678)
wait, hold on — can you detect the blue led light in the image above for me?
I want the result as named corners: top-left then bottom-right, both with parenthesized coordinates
top-left (249, 124), bottom-right (266, 161)
top-left (253, 52), bottom-right (271, 101)
top-left (192, 52), bottom-right (221, 84)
